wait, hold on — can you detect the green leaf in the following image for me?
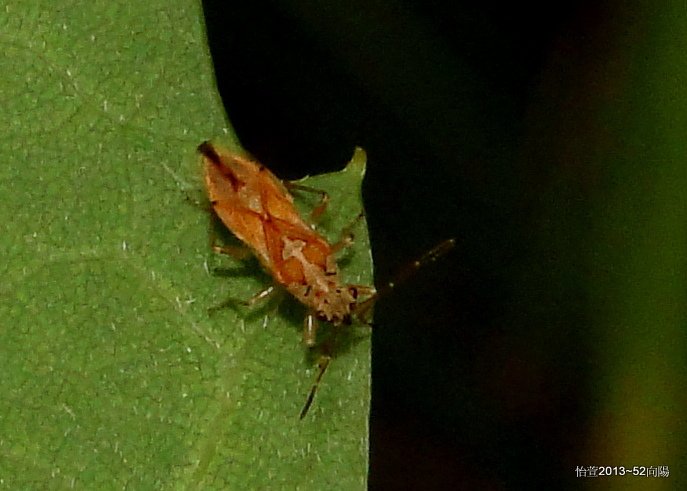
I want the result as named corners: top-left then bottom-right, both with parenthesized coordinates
top-left (0, 2), bottom-right (371, 489)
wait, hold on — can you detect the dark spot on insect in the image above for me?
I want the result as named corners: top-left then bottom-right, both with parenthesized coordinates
top-left (217, 165), bottom-right (243, 192)
top-left (197, 141), bottom-right (221, 162)
top-left (199, 142), bottom-right (244, 192)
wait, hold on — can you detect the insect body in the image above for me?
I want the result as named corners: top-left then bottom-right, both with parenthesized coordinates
top-left (198, 141), bottom-right (454, 418)
top-left (199, 142), bottom-right (370, 343)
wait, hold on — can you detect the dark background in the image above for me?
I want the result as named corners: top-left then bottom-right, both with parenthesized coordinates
top-left (201, 1), bottom-right (680, 489)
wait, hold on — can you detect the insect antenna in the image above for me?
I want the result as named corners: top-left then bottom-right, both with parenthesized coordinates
top-left (299, 355), bottom-right (332, 419)
top-left (354, 238), bottom-right (456, 321)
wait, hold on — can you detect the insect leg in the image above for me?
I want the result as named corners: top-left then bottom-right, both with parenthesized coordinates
top-left (211, 242), bottom-right (253, 260)
top-left (208, 213), bottom-right (253, 260)
top-left (241, 285), bottom-right (277, 307)
top-left (208, 285), bottom-right (277, 314)
top-left (284, 181), bottom-right (329, 223)
top-left (330, 212), bottom-right (365, 253)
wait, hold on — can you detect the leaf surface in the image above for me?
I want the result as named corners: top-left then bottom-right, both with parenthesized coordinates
top-left (0, 2), bottom-right (371, 489)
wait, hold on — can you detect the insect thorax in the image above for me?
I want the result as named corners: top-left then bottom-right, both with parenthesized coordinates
top-left (287, 281), bottom-right (357, 326)
top-left (280, 236), bottom-right (357, 325)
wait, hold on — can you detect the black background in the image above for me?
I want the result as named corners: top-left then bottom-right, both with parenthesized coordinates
top-left (202, 1), bottom-right (601, 489)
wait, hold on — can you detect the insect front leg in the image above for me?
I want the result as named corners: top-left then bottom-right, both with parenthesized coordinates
top-left (347, 284), bottom-right (377, 324)
top-left (241, 285), bottom-right (277, 307)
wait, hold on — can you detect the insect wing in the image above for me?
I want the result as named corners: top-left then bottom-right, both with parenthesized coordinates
top-left (261, 215), bottom-right (332, 286)
top-left (200, 141), bottom-right (330, 287)
top-left (202, 152), bottom-right (271, 264)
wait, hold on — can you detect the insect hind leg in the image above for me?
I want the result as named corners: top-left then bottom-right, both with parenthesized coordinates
top-left (284, 181), bottom-right (329, 223)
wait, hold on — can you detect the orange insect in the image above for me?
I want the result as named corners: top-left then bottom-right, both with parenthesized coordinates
top-left (198, 141), bottom-right (454, 417)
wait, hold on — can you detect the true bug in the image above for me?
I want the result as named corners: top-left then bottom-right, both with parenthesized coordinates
top-left (198, 141), bottom-right (454, 417)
